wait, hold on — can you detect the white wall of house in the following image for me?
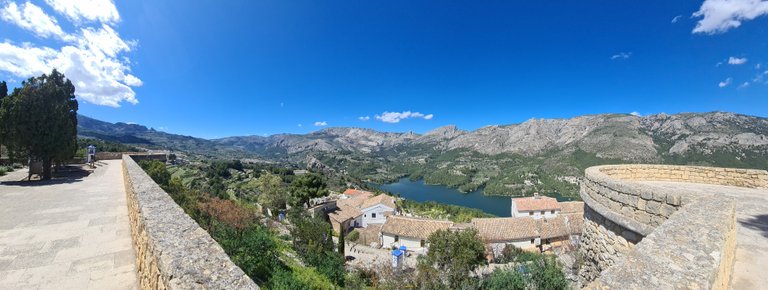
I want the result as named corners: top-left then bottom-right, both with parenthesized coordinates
top-left (361, 204), bottom-right (394, 227)
top-left (489, 239), bottom-right (537, 257)
top-left (516, 209), bottom-right (560, 219)
top-left (382, 233), bottom-right (426, 250)
top-left (350, 215), bottom-right (363, 228)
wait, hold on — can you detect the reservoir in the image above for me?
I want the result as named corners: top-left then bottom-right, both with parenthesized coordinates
top-left (372, 177), bottom-right (577, 217)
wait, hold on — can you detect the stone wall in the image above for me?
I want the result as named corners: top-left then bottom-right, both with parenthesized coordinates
top-left (585, 197), bottom-right (737, 289)
top-left (122, 155), bottom-right (258, 290)
top-left (578, 164), bottom-right (762, 288)
top-left (596, 164), bottom-right (768, 189)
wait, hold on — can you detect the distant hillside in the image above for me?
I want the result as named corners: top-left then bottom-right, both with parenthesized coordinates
top-left (78, 112), bottom-right (768, 197)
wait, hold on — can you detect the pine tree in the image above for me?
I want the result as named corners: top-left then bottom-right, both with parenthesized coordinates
top-left (1, 70), bottom-right (78, 180)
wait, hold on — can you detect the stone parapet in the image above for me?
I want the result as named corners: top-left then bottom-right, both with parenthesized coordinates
top-left (585, 197), bottom-right (737, 290)
top-left (578, 164), bottom-right (760, 288)
top-left (122, 155), bottom-right (258, 290)
top-left (594, 164), bottom-right (768, 189)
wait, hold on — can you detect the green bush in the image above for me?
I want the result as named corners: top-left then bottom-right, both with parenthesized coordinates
top-left (483, 268), bottom-right (526, 290)
top-left (269, 269), bottom-right (312, 290)
top-left (346, 230), bottom-right (360, 242)
top-left (529, 256), bottom-right (569, 290)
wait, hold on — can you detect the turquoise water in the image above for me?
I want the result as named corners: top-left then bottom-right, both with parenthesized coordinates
top-left (372, 178), bottom-right (576, 217)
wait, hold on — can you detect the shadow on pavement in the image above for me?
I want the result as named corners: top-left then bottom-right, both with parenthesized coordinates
top-left (1, 165), bottom-right (92, 186)
top-left (739, 214), bottom-right (768, 238)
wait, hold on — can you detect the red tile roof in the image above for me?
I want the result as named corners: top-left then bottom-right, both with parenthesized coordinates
top-left (512, 196), bottom-right (561, 212)
top-left (471, 218), bottom-right (540, 242)
top-left (343, 189), bottom-right (374, 196)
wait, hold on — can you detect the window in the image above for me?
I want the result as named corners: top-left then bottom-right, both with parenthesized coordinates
top-left (420, 240), bottom-right (425, 247)
top-left (540, 211), bottom-right (544, 215)
top-left (529, 212), bottom-right (533, 216)
top-left (395, 235), bottom-right (399, 242)
top-left (551, 210), bottom-right (555, 214)
top-left (372, 213), bottom-right (377, 218)
top-left (531, 239), bottom-right (535, 244)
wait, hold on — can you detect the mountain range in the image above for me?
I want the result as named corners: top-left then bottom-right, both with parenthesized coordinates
top-left (77, 112), bottom-right (768, 196)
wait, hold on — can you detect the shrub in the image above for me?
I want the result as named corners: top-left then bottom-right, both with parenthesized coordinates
top-left (346, 229), bottom-right (360, 242)
top-left (529, 256), bottom-right (569, 290)
top-left (483, 268), bottom-right (527, 290)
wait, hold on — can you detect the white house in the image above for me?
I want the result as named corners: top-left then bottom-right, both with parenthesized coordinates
top-left (510, 192), bottom-right (561, 219)
top-left (472, 217), bottom-right (540, 256)
top-left (381, 216), bottom-right (454, 252)
top-left (328, 204), bottom-right (363, 234)
top-left (360, 194), bottom-right (397, 227)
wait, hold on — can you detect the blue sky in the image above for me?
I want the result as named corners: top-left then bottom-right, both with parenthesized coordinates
top-left (1, 0), bottom-right (768, 139)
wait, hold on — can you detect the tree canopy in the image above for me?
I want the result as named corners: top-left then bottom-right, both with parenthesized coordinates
top-left (289, 173), bottom-right (328, 207)
top-left (0, 70), bottom-right (78, 179)
top-left (417, 228), bottom-right (487, 289)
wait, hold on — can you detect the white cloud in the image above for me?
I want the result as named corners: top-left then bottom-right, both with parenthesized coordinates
top-left (671, 15), bottom-right (682, 23)
top-left (692, 0), bottom-right (768, 34)
top-left (374, 111), bottom-right (434, 123)
top-left (718, 77), bottom-right (733, 87)
top-left (314, 121), bottom-right (327, 126)
top-left (610, 52), bottom-right (632, 60)
top-left (756, 63), bottom-right (762, 69)
top-left (297, 123), bottom-right (302, 127)
top-left (1, 2), bottom-right (73, 40)
top-left (0, 1), bottom-right (140, 107)
top-left (738, 81), bottom-right (750, 88)
top-left (728, 56), bottom-right (748, 65)
top-left (752, 70), bottom-right (768, 84)
top-left (630, 111), bottom-right (642, 117)
top-left (43, 0), bottom-right (120, 24)
top-left (358, 116), bottom-right (370, 121)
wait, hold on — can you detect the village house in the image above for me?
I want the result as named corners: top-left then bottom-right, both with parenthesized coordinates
top-left (472, 217), bottom-right (540, 256)
top-left (328, 189), bottom-right (398, 233)
top-left (359, 194), bottom-right (397, 227)
top-left (380, 216), bottom-right (454, 252)
top-left (328, 204), bottom-right (363, 234)
top-left (510, 192), bottom-right (561, 219)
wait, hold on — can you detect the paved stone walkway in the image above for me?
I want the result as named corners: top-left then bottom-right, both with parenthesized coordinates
top-left (640, 181), bottom-right (768, 290)
top-left (0, 160), bottom-right (138, 290)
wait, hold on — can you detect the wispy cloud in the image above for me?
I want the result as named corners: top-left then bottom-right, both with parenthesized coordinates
top-left (297, 123), bottom-right (302, 127)
top-left (375, 111), bottom-right (434, 123)
top-left (671, 15), bottom-right (682, 23)
top-left (630, 111), bottom-right (642, 117)
top-left (358, 116), bottom-right (370, 121)
top-left (718, 77), bottom-right (733, 88)
top-left (610, 52), bottom-right (632, 60)
top-left (314, 121), bottom-right (327, 127)
top-left (0, 0), bottom-right (141, 107)
top-left (738, 81), bottom-right (750, 89)
top-left (692, 0), bottom-right (768, 34)
top-left (728, 56), bottom-right (748, 65)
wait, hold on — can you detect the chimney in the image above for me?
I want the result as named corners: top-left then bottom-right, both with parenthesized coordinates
top-left (533, 192), bottom-right (540, 199)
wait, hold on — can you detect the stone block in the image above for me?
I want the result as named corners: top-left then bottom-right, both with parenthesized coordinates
top-left (640, 190), bottom-right (653, 200)
top-left (659, 204), bottom-right (676, 218)
top-left (666, 194), bottom-right (681, 206)
top-left (652, 191), bottom-right (666, 202)
top-left (646, 201), bottom-right (662, 215)
top-left (637, 198), bottom-right (647, 211)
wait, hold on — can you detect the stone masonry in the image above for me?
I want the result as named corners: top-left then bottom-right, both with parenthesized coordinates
top-left (122, 155), bottom-right (258, 290)
top-left (578, 164), bottom-right (768, 288)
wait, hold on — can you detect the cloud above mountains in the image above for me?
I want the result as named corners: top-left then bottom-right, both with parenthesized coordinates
top-left (375, 111), bottom-right (434, 123)
top-left (0, 0), bottom-right (140, 107)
